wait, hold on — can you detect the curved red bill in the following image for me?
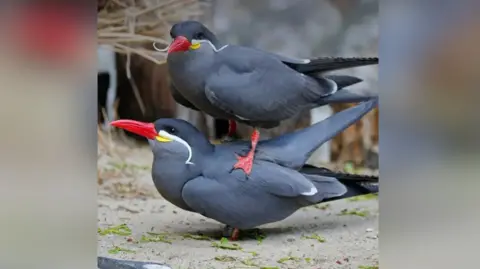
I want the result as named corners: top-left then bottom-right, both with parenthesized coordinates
top-left (168, 36), bottom-right (191, 53)
top-left (110, 120), bottom-right (157, 139)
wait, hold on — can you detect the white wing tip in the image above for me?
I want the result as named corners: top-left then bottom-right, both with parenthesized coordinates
top-left (326, 78), bottom-right (338, 94)
top-left (301, 186), bottom-right (318, 196)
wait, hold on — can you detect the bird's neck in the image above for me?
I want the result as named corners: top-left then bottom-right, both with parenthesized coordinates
top-left (195, 138), bottom-right (215, 156)
top-left (210, 37), bottom-right (226, 48)
top-left (204, 29), bottom-right (225, 48)
top-left (153, 139), bottom-right (213, 171)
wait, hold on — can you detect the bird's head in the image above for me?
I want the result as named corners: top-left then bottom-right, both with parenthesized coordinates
top-left (111, 118), bottom-right (213, 165)
top-left (166, 20), bottom-right (220, 54)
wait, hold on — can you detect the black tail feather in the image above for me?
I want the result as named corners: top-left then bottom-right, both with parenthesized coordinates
top-left (300, 164), bottom-right (378, 202)
top-left (309, 75), bottom-right (375, 105)
top-left (288, 57), bottom-right (378, 74)
top-left (323, 181), bottom-right (378, 202)
top-left (324, 75), bottom-right (363, 90)
top-left (319, 89), bottom-right (377, 104)
top-left (301, 164), bottom-right (378, 183)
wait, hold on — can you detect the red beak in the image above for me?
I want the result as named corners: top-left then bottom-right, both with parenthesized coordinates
top-left (168, 36), bottom-right (191, 53)
top-left (110, 120), bottom-right (157, 139)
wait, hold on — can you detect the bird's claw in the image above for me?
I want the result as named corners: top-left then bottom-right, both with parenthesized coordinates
top-left (233, 153), bottom-right (254, 175)
top-left (222, 225), bottom-right (240, 241)
top-left (222, 226), bottom-right (264, 241)
top-left (222, 225), bottom-right (234, 237)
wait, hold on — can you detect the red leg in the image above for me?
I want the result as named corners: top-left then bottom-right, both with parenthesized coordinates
top-left (233, 129), bottom-right (260, 175)
top-left (227, 120), bottom-right (237, 137)
top-left (230, 228), bottom-right (240, 241)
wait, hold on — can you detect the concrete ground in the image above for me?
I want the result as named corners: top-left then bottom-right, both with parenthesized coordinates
top-left (97, 139), bottom-right (378, 269)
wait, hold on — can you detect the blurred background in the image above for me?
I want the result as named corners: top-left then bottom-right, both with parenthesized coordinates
top-left (97, 0), bottom-right (379, 180)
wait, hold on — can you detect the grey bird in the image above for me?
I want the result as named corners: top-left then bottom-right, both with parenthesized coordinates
top-left (110, 99), bottom-right (378, 240)
top-left (161, 20), bottom-right (378, 175)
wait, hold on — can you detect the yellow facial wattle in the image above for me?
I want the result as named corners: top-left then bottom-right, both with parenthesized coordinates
top-left (155, 135), bottom-right (172, 143)
top-left (190, 43), bottom-right (201, 50)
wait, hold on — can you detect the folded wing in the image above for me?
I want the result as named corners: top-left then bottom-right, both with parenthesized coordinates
top-left (204, 46), bottom-right (337, 122)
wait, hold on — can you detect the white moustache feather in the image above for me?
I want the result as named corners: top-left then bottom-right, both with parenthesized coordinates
top-left (158, 130), bottom-right (194, 165)
top-left (191, 39), bottom-right (228, 52)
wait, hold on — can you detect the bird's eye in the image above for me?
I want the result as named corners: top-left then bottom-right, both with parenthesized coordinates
top-left (164, 126), bottom-right (177, 135)
top-left (195, 32), bottom-right (205, 40)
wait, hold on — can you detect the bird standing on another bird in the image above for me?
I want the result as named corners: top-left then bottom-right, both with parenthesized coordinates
top-left (159, 20), bottom-right (378, 176)
top-left (111, 99), bottom-right (378, 241)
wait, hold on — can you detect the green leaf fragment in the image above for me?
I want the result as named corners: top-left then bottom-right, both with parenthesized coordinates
top-left (182, 233), bottom-right (212, 241)
top-left (358, 266), bottom-right (379, 269)
top-left (214, 255), bottom-right (236, 262)
top-left (338, 209), bottom-right (370, 217)
top-left (110, 162), bottom-right (127, 170)
top-left (277, 256), bottom-right (301, 264)
top-left (344, 162), bottom-right (356, 173)
top-left (211, 237), bottom-right (242, 250)
top-left (314, 203), bottom-right (331, 210)
top-left (302, 233), bottom-right (326, 243)
top-left (241, 258), bottom-right (258, 266)
top-left (256, 234), bottom-right (266, 244)
top-left (98, 224), bottom-right (132, 236)
top-left (347, 193), bottom-right (378, 202)
top-left (108, 246), bottom-right (136, 254)
top-left (140, 232), bottom-right (172, 244)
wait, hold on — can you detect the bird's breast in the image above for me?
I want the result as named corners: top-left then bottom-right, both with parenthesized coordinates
top-left (167, 53), bottom-right (229, 118)
top-left (151, 166), bottom-right (193, 211)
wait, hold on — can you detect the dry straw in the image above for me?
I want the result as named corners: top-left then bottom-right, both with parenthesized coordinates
top-left (97, 0), bottom-right (206, 65)
top-left (97, 1), bottom-right (207, 171)
top-left (97, 0), bottom-right (206, 120)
